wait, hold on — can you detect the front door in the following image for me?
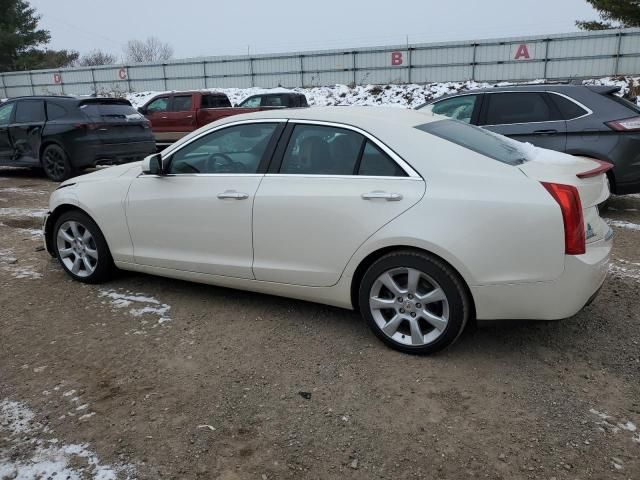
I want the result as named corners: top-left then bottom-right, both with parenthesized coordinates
top-left (8, 99), bottom-right (45, 165)
top-left (165, 94), bottom-right (196, 138)
top-left (478, 92), bottom-right (567, 151)
top-left (252, 122), bottom-right (425, 287)
top-left (144, 95), bottom-right (173, 142)
top-left (126, 121), bottom-right (282, 278)
top-left (0, 102), bottom-right (15, 163)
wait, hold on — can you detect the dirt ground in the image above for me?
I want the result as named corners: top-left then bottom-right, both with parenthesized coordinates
top-left (0, 167), bottom-right (638, 480)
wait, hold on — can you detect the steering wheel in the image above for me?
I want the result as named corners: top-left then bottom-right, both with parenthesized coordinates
top-left (205, 153), bottom-right (238, 173)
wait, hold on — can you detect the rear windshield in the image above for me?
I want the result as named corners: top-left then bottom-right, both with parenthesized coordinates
top-left (416, 120), bottom-right (528, 166)
top-left (80, 103), bottom-right (144, 122)
top-left (201, 95), bottom-right (232, 108)
top-left (606, 93), bottom-right (640, 114)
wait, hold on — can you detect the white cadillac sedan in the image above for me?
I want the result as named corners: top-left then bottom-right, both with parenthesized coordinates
top-left (43, 107), bottom-right (612, 354)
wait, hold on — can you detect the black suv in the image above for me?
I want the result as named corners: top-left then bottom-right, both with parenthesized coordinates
top-left (418, 85), bottom-right (640, 195)
top-left (237, 92), bottom-right (309, 108)
top-left (0, 96), bottom-right (156, 181)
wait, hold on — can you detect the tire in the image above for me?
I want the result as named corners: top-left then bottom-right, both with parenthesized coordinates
top-left (358, 250), bottom-right (470, 355)
top-left (53, 211), bottom-right (114, 284)
top-left (42, 144), bottom-right (74, 182)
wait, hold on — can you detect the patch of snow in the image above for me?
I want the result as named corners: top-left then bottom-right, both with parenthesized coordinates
top-left (0, 187), bottom-right (48, 196)
top-left (589, 408), bottom-right (640, 444)
top-left (17, 227), bottom-right (44, 238)
top-left (99, 288), bottom-right (172, 326)
top-left (78, 412), bottom-right (96, 421)
top-left (0, 399), bottom-right (131, 479)
top-left (0, 247), bottom-right (42, 279)
top-left (606, 219), bottom-right (640, 231)
top-left (0, 207), bottom-right (47, 218)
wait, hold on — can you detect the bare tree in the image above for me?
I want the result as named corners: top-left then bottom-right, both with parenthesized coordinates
top-left (76, 50), bottom-right (116, 66)
top-left (123, 37), bottom-right (174, 63)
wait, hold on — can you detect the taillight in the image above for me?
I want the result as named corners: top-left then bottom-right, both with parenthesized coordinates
top-left (541, 182), bottom-right (585, 255)
top-left (606, 116), bottom-right (640, 132)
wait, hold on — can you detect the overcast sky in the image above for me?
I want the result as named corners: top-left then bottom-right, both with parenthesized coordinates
top-left (29, 0), bottom-right (600, 59)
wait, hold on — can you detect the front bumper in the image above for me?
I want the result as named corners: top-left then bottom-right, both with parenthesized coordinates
top-left (471, 231), bottom-right (612, 320)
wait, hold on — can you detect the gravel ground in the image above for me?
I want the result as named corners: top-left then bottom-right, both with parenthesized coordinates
top-left (0, 167), bottom-right (638, 480)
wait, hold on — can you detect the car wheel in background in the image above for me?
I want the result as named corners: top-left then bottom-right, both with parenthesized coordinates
top-left (42, 144), bottom-right (73, 182)
top-left (53, 211), bottom-right (114, 284)
top-left (359, 250), bottom-right (470, 354)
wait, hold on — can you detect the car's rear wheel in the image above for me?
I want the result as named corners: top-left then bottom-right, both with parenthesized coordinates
top-left (358, 251), bottom-right (470, 354)
top-left (53, 211), bottom-right (114, 284)
top-left (42, 144), bottom-right (73, 182)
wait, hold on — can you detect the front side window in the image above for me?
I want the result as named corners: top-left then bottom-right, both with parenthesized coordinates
top-left (168, 123), bottom-right (278, 174)
top-left (483, 92), bottom-right (560, 125)
top-left (0, 102), bottom-right (14, 125)
top-left (239, 97), bottom-right (261, 108)
top-left (14, 100), bottom-right (45, 123)
top-left (427, 95), bottom-right (478, 124)
top-left (172, 95), bottom-right (192, 112)
top-left (146, 97), bottom-right (170, 113)
top-left (417, 120), bottom-right (529, 166)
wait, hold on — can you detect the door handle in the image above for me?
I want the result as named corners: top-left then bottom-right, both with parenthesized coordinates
top-left (186, 115), bottom-right (193, 119)
top-left (361, 191), bottom-right (403, 201)
top-left (217, 191), bottom-right (249, 200)
top-left (533, 129), bottom-right (558, 136)
top-left (160, 116), bottom-right (168, 119)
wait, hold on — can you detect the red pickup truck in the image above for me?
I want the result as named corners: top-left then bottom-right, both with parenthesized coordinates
top-left (138, 90), bottom-right (308, 145)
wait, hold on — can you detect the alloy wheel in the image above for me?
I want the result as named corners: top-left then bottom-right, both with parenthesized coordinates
top-left (56, 220), bottom-right (98, 277)
top-left (369, 267), bottom-right (450, 347)
top-left (43, 148), bottom-right (67, 180)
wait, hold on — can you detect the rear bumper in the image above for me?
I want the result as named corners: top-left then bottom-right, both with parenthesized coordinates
top-left (471, 231), bottom-right (612, 320)
top-left (71, 141), bottom-right (156, 168)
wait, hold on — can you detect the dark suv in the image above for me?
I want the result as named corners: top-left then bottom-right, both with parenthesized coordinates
top-left (0, 96), bottom-right (156, 181)
top-left (418, 85), bottom-right (640, 195)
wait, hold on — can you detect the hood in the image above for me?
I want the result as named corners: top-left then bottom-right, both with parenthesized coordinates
top-left (60, 162), bottom-right (143, 187)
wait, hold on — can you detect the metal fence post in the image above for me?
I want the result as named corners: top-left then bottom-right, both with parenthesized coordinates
top-left (352, 51), bottom-right (357, 85)
top-left (249, 57), bottom-right (255, 87)
top-left (614, 30), bottom-right (623, 76)
top-left (162, 64), bottom-right (168, 90)
top-left (202, 60), bottom-right (207, 88)
top-left (0, 73), bottom-right (5, 98)
top-left (299, 55), bottom-right (304, 87)
top-left (407, 46), bottom-right (412, 84)
top-left (90, 68), bottom-right (97, 94)
top-left (471, 43), bottom-right (477, 81)
top-left (28, 71), bottom-right (35, 95)
top-left (543, 38), bottom-right (550, 79)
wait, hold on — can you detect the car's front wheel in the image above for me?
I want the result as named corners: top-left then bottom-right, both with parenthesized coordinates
top-left (42, 144), bottom-right (73, 182)
top-left (359, 250), bottom-right (470, 354)
top-left (53, 211), bottom-right (114, 283)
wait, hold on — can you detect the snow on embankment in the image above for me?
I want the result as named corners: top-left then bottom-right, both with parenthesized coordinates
top-left (125, 76), bottom-right (640, 109)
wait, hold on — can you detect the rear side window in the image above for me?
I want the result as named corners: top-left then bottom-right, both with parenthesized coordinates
top-left (46, 103), bottom-right (67, 120)
top-left (298, 95), bottom-right (309, 107)
top-left (483, 92), bottom-right (561, 125)
top-left (201, 95), bottom-right (231, 108)
top-left (549, 93), bottom-right (589, 120)
top-left (0, 102), bottom-right (14, 125)
top-left (417, 120), bottom-right (528, 166)
top-left (14, 100), bottom-right (45, 123)
top-left (81, 103), bottom-right (143, 122)
top-left (263, 95), bottom-right (283, 107)
top-left (172, 95), bottom-right (192, 112)
top-left (279, 124), bottom-right (406, 176)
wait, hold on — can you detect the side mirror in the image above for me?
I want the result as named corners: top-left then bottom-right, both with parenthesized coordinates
top-left (138, 106), bottom-right (147, 115)
top-left (142, 153), bottom-right (163, 175)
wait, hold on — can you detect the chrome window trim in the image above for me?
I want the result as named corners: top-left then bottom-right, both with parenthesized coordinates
top-left (286, 119), bottom-right (421, 178)
top-left (264, 174), bottom-right (424, 181)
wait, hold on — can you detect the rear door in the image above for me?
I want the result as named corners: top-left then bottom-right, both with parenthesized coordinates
top-left (0, 102), bottom-right (15, 163)
top-left (167, 94), bottom-right (196, 135)
top-left (80, 100), bottom-right (151, 145)
top-left (9, 99), bottom-right (45, 165)
top-left (252, 121), bottom-right (425, 287)
top-left (479, 92), bottom-right (567, 151)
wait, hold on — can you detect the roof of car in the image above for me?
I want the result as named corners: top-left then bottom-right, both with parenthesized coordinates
top-left (206, 106), bottom-right (437, 131)
top-left (420, 83), bottom-right (620, 106)
top-left (5, 95), bottom-right (77, 102)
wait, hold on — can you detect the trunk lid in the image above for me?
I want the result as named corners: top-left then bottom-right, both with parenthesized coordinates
top-left (79, 99), bottom-right (151, 144)
top-left (517, 144), bottom-right (611, 244)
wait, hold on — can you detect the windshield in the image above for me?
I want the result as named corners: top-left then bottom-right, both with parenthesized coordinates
top-left (415, 120), bottom-right (529, 166)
